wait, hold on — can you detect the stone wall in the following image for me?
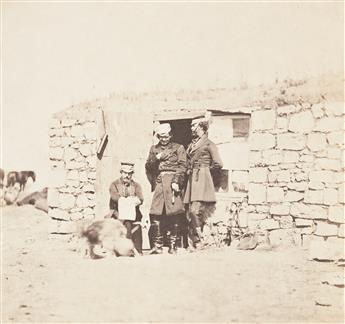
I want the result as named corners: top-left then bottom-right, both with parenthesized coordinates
top-left (48, 116), bottom-right (98, 233)
top-left (247, 101), bottom-right (344, 259)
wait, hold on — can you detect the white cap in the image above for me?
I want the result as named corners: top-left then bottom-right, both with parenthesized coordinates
top-left (156, 123), bottom-right (171, 136)
top-left (120, 162), bottom-right (134, 173)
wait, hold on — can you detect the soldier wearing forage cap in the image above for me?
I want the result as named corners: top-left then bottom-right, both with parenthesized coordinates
top-left (183, 116), bottom-right (223, 249)
top-left (145, 123), bottom-right (187, 254)
top-left (109, 162), bottom-right (143, 254)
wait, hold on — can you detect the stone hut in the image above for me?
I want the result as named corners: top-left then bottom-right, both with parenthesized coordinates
top-left (48, 74), bottom-right (344, 259)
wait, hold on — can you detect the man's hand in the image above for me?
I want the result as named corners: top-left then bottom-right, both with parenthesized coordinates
top-left (171, 183), bottom-right (179, 192)
top-left (131, 196), bottom-right (142, 206)
top-left (156, 152), bottom-right (162, 160)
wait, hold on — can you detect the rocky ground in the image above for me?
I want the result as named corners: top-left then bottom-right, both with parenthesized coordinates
top-left (1, 205), bottom-right (344, 323)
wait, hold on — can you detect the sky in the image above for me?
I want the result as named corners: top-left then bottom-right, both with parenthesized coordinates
top-left (1, 1), bottom-right (344, 186)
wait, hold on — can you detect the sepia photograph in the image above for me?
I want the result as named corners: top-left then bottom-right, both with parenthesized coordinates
top-left (1, 0), bottom-right (344, 322)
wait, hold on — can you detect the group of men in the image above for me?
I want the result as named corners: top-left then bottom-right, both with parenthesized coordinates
top-left (108, 116), bottom-right (223, 255)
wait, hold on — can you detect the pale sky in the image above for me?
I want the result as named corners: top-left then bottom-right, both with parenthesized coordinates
top-left (2, 1), bottom-right (344, 186)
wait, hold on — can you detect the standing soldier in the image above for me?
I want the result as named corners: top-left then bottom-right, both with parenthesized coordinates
top-left (145, 123), bottom-right (187, 254)
top-left (183, 116), bottom-right (223, 249)
top-left (109, 162), bottom-right (143, 254)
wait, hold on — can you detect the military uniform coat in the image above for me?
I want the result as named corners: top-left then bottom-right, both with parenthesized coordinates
top-left (183, 135), bottom-right (223, 203)
top-left (145, 142), bottom-right (187, 216)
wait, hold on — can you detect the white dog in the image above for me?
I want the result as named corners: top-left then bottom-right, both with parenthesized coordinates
top-left (76, 218), bottom-right (139, 259)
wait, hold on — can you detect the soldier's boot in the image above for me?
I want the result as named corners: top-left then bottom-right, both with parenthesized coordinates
top-left (149, 220), bottom-right (163, 255)
top-left (194, 227), bottom-right (205, 250)
top-left (168, 224), bottom-right (178, 255)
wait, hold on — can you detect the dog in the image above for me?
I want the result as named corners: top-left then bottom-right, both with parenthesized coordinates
top-left (6, 171), bottom-right (36, 191)
top-left (76, 218), bottom-right (139, 259)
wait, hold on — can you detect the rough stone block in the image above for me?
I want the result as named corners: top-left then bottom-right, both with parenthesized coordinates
top-left (260, 218), bottom-right (280, 230)
top-left (49, 147), bottom-right (64, 160)
top-left (88, 172), bottom-right (97, 180)
top-left (76, 194), bottom-right (89, 208)
top-left (314, 221), bottom-right (338, 236)
top-left (249, 167), bottom-right (268, 183)
top-left (267, 187), bottom-right (284, 202)
top-left (269, 229), bottom-right (301, 247)
top-left (328, 206), bottom-right (344, 223)
top-left (83, 122), bottom-right (98, 140)
top-left (65, 160), bottom-right (85, 170)
top-left (327, 131), bottom-right (344, 146)
top-left (256, 205), bottom-right (270, 213)
top-left (324, 102), bottom-right (344, 117)
top-left (49, 169), bottom-right (66, 188)
top-left (308, 239), bottom-right (344, 261)
top-left (70, 125), bottom-right (84, 138)
top-left (308, 181), bottom-right (325, 190)
top-left (61, 119), bottom-right (77, 127)
top-left (288, 111), bottom-right (314, 133)
top-left (300, 226), bottom-right (315, 235)
top-left (290, 203), bottom-right (327, 219)
top-left (270, 203), bottom-right (290, 215)
top-left (279, 216), bottom-right (294, 229)
top-left (299, 154), bottom-right (314, 163)
top-left (277, 133), bottom-right (305, 150)
top-left (49, 137), bottom-right (62, 148)
top-left (287, 182), bottom-right (307, 192)
top-left (327, 148), bottom-right (342, 159)
top-left (248, 184), bottom-right (266, 204)
top-left (294, 172), bottom-right (308, 182)
top-left (70, 212), bottom-right (84, 221)
top-left (277, 117), bottom-right (288, 130)
top-left (338, 224), bottom-right (345, 238)
top-left (280, 163), bottom-right (296, 170)
top-left (67, 170), bottom-right (79, 181)
top-left (262, 150), bottom-right (282, 165)
top-left (277, 105), bottom-right (299, 116)
top-left (295, 218), bottom-right (314, 227)
top-left (250, 133), bottom-right (276, 151)
top-left (60, 194), bottom-right (76, 209)
top-left (86, 156), bottom-right (97, 168)
top-left (50, 208), bottom-right (69, 221)
top-left (64, 147), bottom-right (78, 161)
top-left (309, 170), bottom-right (336, 183)
top-left (314, 117), bottom-right (343, 132)
top-left (277, 170), bottom-right (290, 182)
top-left (283, 151), bottom-right (299, 163)
top-left (60, 137), bottom-right (73, 147)
top-left (304, 190), bottom-right (324, 204)
top-left (83, 183), bottom-right (95, 193)
top-left (48, 189), bottom-right (60, 208)
top-left (323, 188), bottom-right (338, 206)
top-left (251, 110), bottom-right (276, 130)
top-left (79, 144), bottom-right (92, 157)
top-left (84, 207), bottom-right (95, 215)
top-left (285, 190), bottom-right (304, 202)
top-left (338, 184), bottom-right (344, 204)
top-left (311, 103), bottom-right (324, 118)
top-left (306, 133), bottom-right (327, 152)
top-left (316, 158), bottom-right (342, 171)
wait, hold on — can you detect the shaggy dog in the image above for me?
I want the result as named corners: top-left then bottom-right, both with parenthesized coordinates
top-left (76, 218), bottom-right (138, 259)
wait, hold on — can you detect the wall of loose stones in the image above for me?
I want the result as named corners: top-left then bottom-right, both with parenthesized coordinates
top-left (48, 117), bottom-right (98, 233)
top-left (247, 101), bottom-right (344, 259)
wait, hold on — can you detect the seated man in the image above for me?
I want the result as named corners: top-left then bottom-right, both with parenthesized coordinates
top-left (109, 162), bottom-right (143, 254)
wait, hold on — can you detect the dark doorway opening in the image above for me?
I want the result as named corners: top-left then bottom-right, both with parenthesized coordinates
top-left (164, 119), bottom-right (192, 149)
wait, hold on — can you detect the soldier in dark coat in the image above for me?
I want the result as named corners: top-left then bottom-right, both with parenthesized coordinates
top-left (109, 162), bottom-right (143, 254)
top-left (183, 117), bottom-right (223, 249)
top-left (145, 123), bottom-right (187, 254)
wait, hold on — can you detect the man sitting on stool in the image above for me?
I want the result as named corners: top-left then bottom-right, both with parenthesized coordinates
top-left (109, 162), bottom-right (143, 254)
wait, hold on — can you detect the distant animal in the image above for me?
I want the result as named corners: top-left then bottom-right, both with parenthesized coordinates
top-left (77, 218), bottom-right (138, 259)
top-left (0, 168), bottom-right (4, 188)
top-left (17, 187), bottom-right (48, 206)
top-left (4, 183), bottom-right (21, 205)
top-left (6, 171), bottom-right (36, 191)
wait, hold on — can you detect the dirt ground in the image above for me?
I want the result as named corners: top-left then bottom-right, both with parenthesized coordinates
top-left (1, 205), bottom-right (344, 323)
